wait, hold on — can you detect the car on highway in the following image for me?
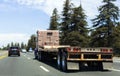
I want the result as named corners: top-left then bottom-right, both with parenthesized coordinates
top-left (21, 49), bottom-right (27, 53)
top-left (28, 48), bottom-right (33, 52)
top-left (8, 46), bottom-right (20, 56)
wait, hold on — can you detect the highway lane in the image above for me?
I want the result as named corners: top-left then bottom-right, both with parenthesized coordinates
top-left (0, 50), bottom-right (7, 56)
top-left (113, 57), bottom-right (120, 71)
top-left (26, 52), bottom-right (120, 75)
top-left (0, 54), bottom-right (46, 76)
top-left (0, 52), bottom-right (120, 76)
top-left (0, 51), bottom-right (8, 59)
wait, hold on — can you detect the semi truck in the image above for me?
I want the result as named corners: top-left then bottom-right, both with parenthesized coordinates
top-left (36, 30), bottom-right (113, 72)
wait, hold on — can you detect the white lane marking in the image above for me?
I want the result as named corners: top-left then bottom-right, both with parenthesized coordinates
top-left (111, 69), bottom-right (120, 72)
top-left (114, 61), bottom-right (120, 63)
top-left (27, 57), bottom-right (31, 60)
top-left (108, 68), bottom-right (120, 72)
top-left (113, 59), bottom-right (120, 62)
top-left (24, 55), bottom-right (26, 57)
top-left (40, 66), bottom-right (50, 72)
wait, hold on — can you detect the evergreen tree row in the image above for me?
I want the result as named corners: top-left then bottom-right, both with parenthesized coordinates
top-left (27, 34), bottom-right (36, 51)
top-left (2, 42), bottom-right (27, 50)
top-left (48, 0), bottom-right (120, 54)
top-left (49, 0), bottom-right (89, 47)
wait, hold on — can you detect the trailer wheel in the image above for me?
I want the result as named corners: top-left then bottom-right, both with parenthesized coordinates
top-left (61, 52), bottom-right (67, 72)
top-left (57, 51), bottom-right (62, 70)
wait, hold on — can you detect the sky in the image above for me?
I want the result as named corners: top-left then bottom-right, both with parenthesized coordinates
top-left (0, 0), bottom-right (120, 47)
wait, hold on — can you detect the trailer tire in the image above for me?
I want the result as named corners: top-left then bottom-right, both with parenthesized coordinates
top-left (61, 52), bottom-right (67, 72)
top-left (57, 51), bottom-right (62, 70)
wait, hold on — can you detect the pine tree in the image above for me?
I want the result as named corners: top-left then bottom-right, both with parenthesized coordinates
top-left (11, 42), bottom-right (14, 47)
top-left (7, 43), bottom-right (10, 49)
top-left (112, 22), bottom-right (120, 55)
top-left (14, 43), bottom-right (19, 47)
top-left (91, 0), bottom-right (119, 47)
top-left (27, 34), bottom-right (36, 50)
top-left (17, 43), bottom-right (20, 47)
top-left (60, 0), bottom-right (72, 45)
top-left (21, 42), bottom-right (25, 49)
top-left (67, 5), bottom-right (89, 46)
top-left (24, 44), bottom-right (27, 49)
top-left (49, 8), bottom-right (59, 30)
top-left (15, 43), bottom-right (17, 47)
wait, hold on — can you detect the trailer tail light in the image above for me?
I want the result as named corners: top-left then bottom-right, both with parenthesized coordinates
top-left (101, 48), bottom-right (113, 53)
top-left (67, 48), bottom-right (71, 52)
top-left (109, 49), bottom-right (113, 53)
top-left (73, 48), bottom-right (80, 52)
top-left (101, 49), bottom-right (108, 52)
top-left (67, 47), bottom-right (81, 52)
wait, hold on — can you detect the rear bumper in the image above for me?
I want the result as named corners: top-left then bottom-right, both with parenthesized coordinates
top-left (67, 52), bottom-right (113, 62)
top-left (67, 58), bottom-right (113, 62)
top-left (8, 51), bottom-right (20, 55)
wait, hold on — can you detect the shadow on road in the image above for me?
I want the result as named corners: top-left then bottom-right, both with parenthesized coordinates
top-left (35, 58), bottom-right (111, 73)
top-left (8, 55), bottom-right (20, 57)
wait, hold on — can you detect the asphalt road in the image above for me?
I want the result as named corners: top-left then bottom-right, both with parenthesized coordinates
top-left (0, 51), bottom-right (120, 76)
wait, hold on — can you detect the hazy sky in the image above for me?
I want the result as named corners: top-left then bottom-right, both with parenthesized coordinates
top-left (0, 0), bottom-right (120, 47)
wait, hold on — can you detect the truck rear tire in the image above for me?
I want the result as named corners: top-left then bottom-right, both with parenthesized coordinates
top-left (57, 51), bottom-right (62, 70)
top-left (61, 52), bottom-right (67, 72)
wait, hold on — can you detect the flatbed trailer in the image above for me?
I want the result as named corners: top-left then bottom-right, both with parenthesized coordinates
top-left (57, 47), bottom-right (113, 71)
top-left (36, 30), bottom-right (113, 72)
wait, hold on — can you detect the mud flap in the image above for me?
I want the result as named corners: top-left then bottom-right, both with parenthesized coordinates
top-left (102, 62), bottom-right (113, 70)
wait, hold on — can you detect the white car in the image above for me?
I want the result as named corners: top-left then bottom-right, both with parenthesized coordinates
top-left (21, 49), bottom-right (27, 53)
top-left (29, 48), bottom-right (33, 52)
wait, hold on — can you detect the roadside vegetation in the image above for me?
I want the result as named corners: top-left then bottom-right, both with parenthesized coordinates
top-left (2, 0), bottom-right (120, 56)
top-left (48, 0), bottom-right (120, 55)
top-left (1, 42), bottom-right (27, 50)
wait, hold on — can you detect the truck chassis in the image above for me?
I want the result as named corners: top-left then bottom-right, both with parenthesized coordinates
top-left (37, 47), bottom-right (113, 72)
